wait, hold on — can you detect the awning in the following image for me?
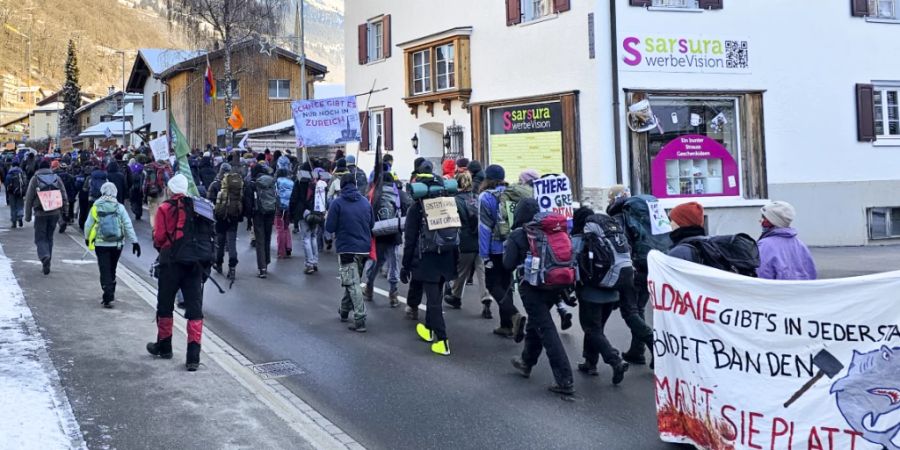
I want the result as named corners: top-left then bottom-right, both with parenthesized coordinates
top-left (79, 121), bottom-right (133, 138)
top-left (236, 119), bottom-right (294, 137)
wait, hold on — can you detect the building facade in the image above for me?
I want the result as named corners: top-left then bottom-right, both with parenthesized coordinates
top-left (126, 49), bottom-right (205, 142)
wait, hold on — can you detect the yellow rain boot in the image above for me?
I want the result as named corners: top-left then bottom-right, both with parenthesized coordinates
top-left (431, 340), bottom-right (450, 356)
top-left (416, 323), bottom-right (435, 343)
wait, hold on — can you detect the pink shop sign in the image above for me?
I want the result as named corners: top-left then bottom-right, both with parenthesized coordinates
top-left (651, 135), bottom-right (739, 199)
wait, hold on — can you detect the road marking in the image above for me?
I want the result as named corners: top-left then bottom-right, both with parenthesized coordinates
top-left (66, 234), bottom-right (364, 450)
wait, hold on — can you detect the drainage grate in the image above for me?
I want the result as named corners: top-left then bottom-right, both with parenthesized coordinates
top-left (249, 360), bottom-right (304, 380)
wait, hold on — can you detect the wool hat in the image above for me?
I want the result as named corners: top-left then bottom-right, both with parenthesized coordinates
top-left (417, 160), bottom-right (435, 175)
top-left (167, 173), bottom-right (189, 195)
top-left (455, 157), bottom-right (469, 169)
top-left (518, 169), bottom-right (540, 185)
top-left (455, 171), bottom-right (473, 191)
top-left (485, 164), bottom-right (505, 181)
top-left (219, 163), bottom-right (232, 174)
top-left (669, 202), bottom-right (705, 228)
top-left (340, 173), bottom-right (356, 188)
top-left (442, 159), bottom-right (456, 177)
top-left (467, 160), bottom-right (482, 174)
top-left (100, 181), bottom-right (117, 197)
top-left (346, 154), bottom-right (357, 165)
top-left (335, 158), bottom-right (348, 171)
top-left (39, 159), bottom-right (51, 169)
top-left (761, 201), bottom-right (796, 228)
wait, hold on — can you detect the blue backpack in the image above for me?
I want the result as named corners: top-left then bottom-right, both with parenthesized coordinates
top-left (89, 175), bottom-right (107, 201)
top-left (276, 177), bottom-right (294, 210)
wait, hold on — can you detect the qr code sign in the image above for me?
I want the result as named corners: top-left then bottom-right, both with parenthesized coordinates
top-left (725, 40), bottom-right (749, 69)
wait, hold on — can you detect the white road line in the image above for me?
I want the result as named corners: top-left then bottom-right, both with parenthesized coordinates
top-left (67, 234), bottom-right (364, 450)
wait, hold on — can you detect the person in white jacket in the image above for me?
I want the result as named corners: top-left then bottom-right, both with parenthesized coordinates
top-left (85, 182), bottom-right (141, 308)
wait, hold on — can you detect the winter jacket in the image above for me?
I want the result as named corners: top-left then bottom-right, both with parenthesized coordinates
top-left (469, 161), bottom-right (485, 193)
top-left (455, 191), bottom-right (479, 254)
top-left (348, 165), bottom-right (368, 193)
top-left (24, 169), bottom-right (68, 221)
top-left (152, 194), bottom-right (189, 250)
top-left (289, 166), bottom-right (312, 224)
top-left (757, 227), bottom-right (817, 280)
top-left (667, 226), bottom-right (708, 264)
top-left (55, 169), bottom-right (76, 202)
top-left (198, 157), bottom-right (217, 189)
top-left (84, 196), bottom-right (138, 250)
top-left (324, 183), bottom-right (374, 254)
top-left (106, 161), bottom-right (127, 204)
top-left (401, 197), bottom-right (458, 283)
top-left (373, 183), bottom-right (411, 246)
top-left (4, 167), bottom-right (25, 198)
top-left (478, 186), bottom-right (507, 258)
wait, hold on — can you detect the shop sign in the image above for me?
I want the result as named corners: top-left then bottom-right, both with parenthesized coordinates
top-left (488, 102), bottom-right (564, 182)
top-left (652, 135), bottom-right (739, 198)
top-left (621, 34), bottom-right (750, 74)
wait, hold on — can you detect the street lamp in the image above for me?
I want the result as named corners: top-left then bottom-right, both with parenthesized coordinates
top-left (411, 133), bottom-right (419, 154)
top-left (443, 130), bottom-right (451, 153)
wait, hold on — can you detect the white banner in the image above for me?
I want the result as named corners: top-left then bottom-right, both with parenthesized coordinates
top-left (291, 96), bottom-right (361, 147)
top-left (149, 136), bottom-right (169, 162)
top-left (533, 174), bottom-right (573, 220)
top-left (648, 251), bottom-right (900, 450)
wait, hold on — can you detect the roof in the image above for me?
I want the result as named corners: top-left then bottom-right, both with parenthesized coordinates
top-left (75, 92), bottom-right (142, 115)
top-left (159, 40), bottom-right (327, 80)
top-left (0, 115), bottom-right (29, 128)
top-left (112, 103), bottom-right (135, 117)
top-left (237, 118), bottom-right (294, 137)
top-left (36, 91), bottom-right (96, 107)
top-left (126, 48), bottom-right (206, 92)
top-left (79, 121), bottom-right (133, 138)
top-left (32, 102), bottom-right (64, 112)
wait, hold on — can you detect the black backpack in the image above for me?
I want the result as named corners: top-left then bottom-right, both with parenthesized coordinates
top-left (7, 170), bottom-right (26, 196)
top-left (161, 196), bottom-right (216, 266)
top-left (622, 195), bottom-right (672, 272)
top-left (685, 233), bottom-right (760, 277)
top-left (579, 214), bottom-right (633, 289)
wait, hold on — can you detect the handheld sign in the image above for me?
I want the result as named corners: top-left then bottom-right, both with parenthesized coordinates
top-left (423, 197), bottom-right (461, 230)
top-left (149, 136), bottom-right (170, 162)
top-left (533, 174), bottom-right (573, 220)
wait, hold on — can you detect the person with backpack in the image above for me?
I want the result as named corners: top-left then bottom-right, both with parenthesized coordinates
top-left (468, 160), bottom-right (485, 194)
top-left (363, 171), bottom-right (411, 307)
top-left (572, 210), bottom-right (631, 384)
top-left (76, 162), bottom-right (94, 231)
top-left (346, 155), bottom-right (368, 194)
top-left (325, 173), bottom-right (374, 332)
top-left (86, 162), bottom-right (109, 206)
top-left (758, 201), bottom-right (817, 280)
top-left (207, 163), bottom-right (243, 281)
top-left (478, 164), bottom-right (525, 338)
top-left (505, 198), bottom-right (576, 395)
top-left (24, 159), bottom-right (69, 275)
top-left (5, 160), bottom-right (27, 228)
top-left (143, 160), bottom-right (174, 232)
top-left (52, 161), bottom-right (74, 233)
top-left (84, 182), bottom-right (141, 308)
top-left (401, 166), bottom-right (460, 355)
top-left (668, 202), bottom-right (708, 263)
top-left (146, 174), bottom-right (212, 371)
top-left (443, 171), bottom-right (493, 317)
top-left (106, 160), bottom-right (127, 205)
top-left (244, 162), bottom-right (277, 278)
top-left (274, 163), bottom-right (296, 259)
top-left (128, 158), bottom-right (144, 221)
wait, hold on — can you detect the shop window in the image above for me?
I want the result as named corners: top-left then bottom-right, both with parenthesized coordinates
top-left (268, 79), bottom-right (291, 99)
top-left (867, 207), bottom-right (900, 239)
top-left (216, 80), bottom-right (240, 99)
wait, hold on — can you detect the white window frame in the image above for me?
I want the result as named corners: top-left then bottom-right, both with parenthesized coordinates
top-left (435, 43), bottom-right (455, 92)
top-left (216, 80), bottom-right (240, 99)
top-left (651, 0), bottom-right (700, 7)
top-left (268, 79), bottom-right (291, 99)
top-left (870, 0), bottom-right (897, 18)
top-left (369, 108), bottom-right (384, 150)
top-left (367, 19), bottom-right (383, 62)
top-left (521, 0), bottom-right (554, 22)
top-left (161, 91), bottom-right (167, 110)
top-left (874, 86), bottom-right (900, 141)
top-left (412, 49), bottom-right (431, 95)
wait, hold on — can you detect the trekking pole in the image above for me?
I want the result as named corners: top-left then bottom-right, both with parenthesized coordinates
top-left (205, 275), bottom-right (226, 294)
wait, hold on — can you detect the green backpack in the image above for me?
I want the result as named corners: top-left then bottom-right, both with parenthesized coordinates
top-left (95, 201), bottom-right (123, 241)
top-left (492, 183), bottom-right (533, 241)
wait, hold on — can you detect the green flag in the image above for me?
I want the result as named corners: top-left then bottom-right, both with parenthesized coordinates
top-left (169, 112), bottom-right (199, 197)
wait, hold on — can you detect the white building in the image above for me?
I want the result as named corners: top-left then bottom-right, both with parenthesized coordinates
top-left (346, 0), bottom-right (900, 246)
top-left (28, 102), bottom-right (63, 142)
top-left (75, 90), bottom-right (144, 148)
top-left (125, 49), bottom-right (205, 142)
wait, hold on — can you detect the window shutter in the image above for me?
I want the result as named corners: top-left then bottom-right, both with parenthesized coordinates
top-left (360, 111), bottom-right (369, 151)
top-left (358, 24), bottom-right (368, 65)
top-left (506, 0), bottom-right (522, 26)
top-left (384, 108), bottom-right (393, 151)
top-left (382, 15), bottom-right (392, 59)
top-left (553, 0), bottom-right (571, 13)
top-left (851, 0), bottom-right (869, 16)
top-left (856, 84), bottom-right (876, 142)
top-left (629, 0), bottom-right (652, 6)
top-left (698, 0), bottom-right (723, 9)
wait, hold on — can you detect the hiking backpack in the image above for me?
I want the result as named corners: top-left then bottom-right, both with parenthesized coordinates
top-left (684, 233), bottom-right (760, 277)
top-left (417, 183), bottom-right (461, 255)
top-left (492, 183), bottom-right (533, 241)
top-left (161, 196), bottom-right (216, 266)
top-left (372, 186), bottom-right (405, 237)
top-left (95, 202), bottom-right (123, 241)
top-left (622, 195), bottom-right (672, 272)
top-left (276, 177), bottom-right (295, 210)
top-left (523, 212), bottom-right (578, 290)
top-left (35, 174), bottom-right (63, 213)
top-left (214, 173), bottom-right (244, 219)
top-left (7, 170), bottom-right (26, 197)
top-left (579, 214), bottom-right (633, 289)
top-left (254, 174), bottom-right (277, 214)
top-left (88, 175), bottom-right (106, 201)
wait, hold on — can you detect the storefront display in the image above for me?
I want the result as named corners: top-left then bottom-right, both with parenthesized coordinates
top-left (652, 134), bottom-right (740, 198)
top-left (487, 101), bottom-right (563, 182)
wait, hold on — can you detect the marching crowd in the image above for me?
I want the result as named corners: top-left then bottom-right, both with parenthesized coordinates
top-left (0, 145), bottom-right (817, 393)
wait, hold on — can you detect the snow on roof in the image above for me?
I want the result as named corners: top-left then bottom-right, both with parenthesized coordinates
top-left (237, 118), bottom-right (295, 137)
top-left (75, 92), bottom-right (142, 115)
top-left (139, 49), bottom-right (206, 75)
top-left (32, 102), bottom-right (64, 112)
top-left (112, 103), bottom-right (135, 117)
top-left (79, 121), bottom-right (133, 138)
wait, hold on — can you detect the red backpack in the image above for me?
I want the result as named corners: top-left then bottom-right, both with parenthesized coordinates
top-left (522, 212), bottom-right (577, 290)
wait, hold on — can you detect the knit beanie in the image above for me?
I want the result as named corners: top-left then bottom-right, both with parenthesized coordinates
top-left (485, 164), bottom-right (505, 181)
top-left (669, 202), bottom-right (704, 228)
top-left (761, 201), bottom-right (795, 228)
top-left (468, 160), bottom-right (482, 174)
top-left (335, 158), bottom-right (348, 171)
top-left (346, 154), bottom-right (357, 165)
top-left (219, 163), bottom-right (232, 174)
top-left (456, 158), bottom-right (469, 170)
top-left (442, 159), bottom-right (456, 177)
top-left (100, 181), bottom-right (117, 198)
top-left (518, 169), bottom-right (540, 185)
top-left (167, 173), bottom-right (189, 195)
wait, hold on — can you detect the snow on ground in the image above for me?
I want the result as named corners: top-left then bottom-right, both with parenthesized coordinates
top-left (0, 245), bottom-right (86, 450)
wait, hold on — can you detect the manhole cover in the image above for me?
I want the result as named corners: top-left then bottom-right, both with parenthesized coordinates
top-left (249, 360), bottom-right (304, 380)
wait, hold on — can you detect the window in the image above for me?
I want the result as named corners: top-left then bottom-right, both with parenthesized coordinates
top-left (151, 92), bottom-right (159, 112)
top-left (652, 0), bottom-right (699, 8)
top-left (368, 20), bottom-right (384, 62)
top-left (268, 80), bottom-right (291, 99)
top-left (435, 44), bottom-right (456, 91)
top-left (521, 0), bottom-right (553, 22)
top-left (412, 49), bottom-right (432, 95)
top-left (216, 80), bottom-right (240, 99)
top-left (868, 207), bottom-right (900, 239)
top-left (874, 87), bottom-right (900, 138)
top-left (869, 0), bottom-right (897, 18)
top-left (359, 15), bottom-right (391, 64)
top-left (369, 109), bottom-right (384, 150)
top-left (161, 91), bottom-right (167, 110)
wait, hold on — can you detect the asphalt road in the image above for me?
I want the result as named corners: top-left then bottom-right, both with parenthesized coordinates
top-left (110, 213), bottom-right (679, 450)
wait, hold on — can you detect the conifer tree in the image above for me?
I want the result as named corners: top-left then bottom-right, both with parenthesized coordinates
top-left (59, 40), bottom-right (81, 139)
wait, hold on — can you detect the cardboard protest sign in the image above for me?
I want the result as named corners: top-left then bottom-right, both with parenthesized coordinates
top-left (149, 136), bottom-right (169, 162)
top-left (648, 199), bottom-right (673, 235)
top-left (37, 190), bottom-right (63, 211)
top-left (423, 197), bottom-right (461, 231)
top-left (648, 251), bottom-right (900, 450)
top-left (291, 96), bottom-right (361, 147)
top-left (533, 174), bottom-right (573, 220)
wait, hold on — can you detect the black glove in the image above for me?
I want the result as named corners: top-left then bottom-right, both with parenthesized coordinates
top-left (132, 242), bottom-right (141, 258)
top-left (400, 268), bottom-right (411, 285)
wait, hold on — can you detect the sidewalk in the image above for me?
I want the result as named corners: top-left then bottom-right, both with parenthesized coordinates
top-left (0, 224), bottom-right (326, 450)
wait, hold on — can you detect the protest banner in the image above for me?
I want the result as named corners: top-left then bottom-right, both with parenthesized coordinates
top-left (149, 136), bottom-right (169, 162)
top-left (648, 251), bottom-right (900, 450)
top-left (60, 138), bottom-right (73, 154)
top-left (291, 96), bottom-right (361, 147)
top-left (533, 174), bottom-right (573, 220)
top-left (423, 197), bottom-right (461, 230)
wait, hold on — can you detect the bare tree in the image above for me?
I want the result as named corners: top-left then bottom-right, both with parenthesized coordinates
top-left (167, 0), bottom-right (287, 146)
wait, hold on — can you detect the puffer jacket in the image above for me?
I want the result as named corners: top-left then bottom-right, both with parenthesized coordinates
top-left (757, 227), bottom-right (817, 280)
top-left (84, 196), bottom-right (138, 250)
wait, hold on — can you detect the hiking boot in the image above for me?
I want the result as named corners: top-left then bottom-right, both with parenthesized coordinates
top-left (513, 314), bottom-right (527, 343)
top-left (339, 309), bottom-right (349, 322)
top-left (58, 222), bottom-right (67, 233)
top-left (146, 338), bottom-right (173, 359)
top-left (18, 219), bottom-right (23, 228)
top-left (443, 295), bottom-right (462, 309)
top-left (405, 306), bottom-right (418, 320)
top-left (560, 310), bottom-right (573, 331)
top-left (41, 257), bottom-right (50, 275)
top-left (257, 269), bottom-right (267, 279)
top-left (481, 302), bottom-right (493, 319)
top-left (389, 290), bottom-right (400, 308)
top-left (212, 263), bottom-right (223, 275)
top-left (431, 340), bottom-right (450, 356)
top-left (286, 248), bottom-right (292, 257)
top-left (511, 358), bottom-right (532, 378)
top-left (493, 327), bottom-right (513, 338)
top-left (363, 284), bottom-right (374, 302)
top-left (313, 265), bottom-right (319, 272)
top-left (348, 321), bottom-right (367, 333)
top-left (186, 342), bottom-right (201, 372)
top-left (622, 351), bottom-right (647, 366)
top-left (548, 383), bottom-right (575, 396)
top-left (304, 265), bottom-right (315, 275)
top-left (612, 361), bottom-right (630, 385)
top-left (226, 267), bottom-right (236, 280)
top-left (577, 362), bottom-right (599, 376)
top-left (10, 221), bottom-right (16, 229)
top-left (416, 323), bottom-right (435, 343)
top-left (101, 298), bottom-right (114, 309)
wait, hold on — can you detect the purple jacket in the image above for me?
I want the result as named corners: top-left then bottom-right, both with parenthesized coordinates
top-left (757, 228), bottom-right (817, 280)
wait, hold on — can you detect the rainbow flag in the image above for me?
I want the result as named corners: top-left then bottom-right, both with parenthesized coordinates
top-left (203, 60), bottom-right (216, 105)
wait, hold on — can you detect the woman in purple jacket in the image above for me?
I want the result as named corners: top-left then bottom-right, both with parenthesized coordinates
top-left (758, 201), bottom-right (817, 280)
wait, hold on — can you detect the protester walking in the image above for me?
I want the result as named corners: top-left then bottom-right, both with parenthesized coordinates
top-left (106, 160), bottom-right (127, 204)
top-left (84, 182), bottom-right (141, 308)
top-left (346, 155), bottom-right (368, 193)
top-left (364, 171), bottom-right (411, 307)
top-left (668, 202), bottom-right (708, 263)
top-left (274, 161), bottom-right (296, 259)
top-left (128, 158), bottom-right (144, 221)
top-left (468, 160), bottom-right (485, 194)
top-left (444, 171), bottom-right (493, 316)
top-left (208, 163), bottom-right (243, 281)
top-left (143, 159), bottom-right (173, 232)
top-left (53, 161), bottom-right (75, 233)
top-left (325, 174), bottom-right (374, 332)
top-left (24, 160), bottom-right (68, 275)
top-left (5, 160), bottom-right (26, 228)
top-left (245, 162), bottom-right (278, 278)
top-left (758, 201), bottom-right (817, 280)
